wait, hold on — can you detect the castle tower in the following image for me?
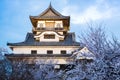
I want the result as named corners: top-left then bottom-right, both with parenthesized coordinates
top-left (6, 4), bottom-right (92, 69)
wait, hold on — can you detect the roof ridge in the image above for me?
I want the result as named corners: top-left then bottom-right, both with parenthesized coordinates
top-left (38, 4), bottom-right (64, 17)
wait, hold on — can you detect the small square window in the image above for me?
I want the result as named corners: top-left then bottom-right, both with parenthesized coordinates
top-left (31, 50), bottom-right (37, 54)
top-left (47, 50), bottom-right (53, 54)
top-left (61, 50), bottom-right (66, 54)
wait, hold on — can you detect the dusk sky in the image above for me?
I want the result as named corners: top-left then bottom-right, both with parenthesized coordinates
top-left (0, 0), bottom-right (120, 51)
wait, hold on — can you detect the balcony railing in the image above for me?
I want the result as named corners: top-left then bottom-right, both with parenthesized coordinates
top-left (33, 28), bottom-right (64, 31)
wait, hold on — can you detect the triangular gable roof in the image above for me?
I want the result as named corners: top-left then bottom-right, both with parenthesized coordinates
top-left (30, 4), bottom-right (70, 19)
top-left (29, 4), bottom-right (70, 27)
top-left (39, 3), bottom-right (63, 17)
top-left (72, 47), bottom-right (96, 60)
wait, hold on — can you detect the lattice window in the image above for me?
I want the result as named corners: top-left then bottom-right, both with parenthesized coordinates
top-left (61, 50), bottom-right (66, 54)
top-left (44, 34), bottom-right (55, 39)
top-left (31, 50), bottom-right (37, 54)
top-left (47, 50), bottom-right (53, 54)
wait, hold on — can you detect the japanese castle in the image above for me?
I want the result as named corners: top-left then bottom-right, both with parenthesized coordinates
top-left (6, 4), bottom-right (95, 69)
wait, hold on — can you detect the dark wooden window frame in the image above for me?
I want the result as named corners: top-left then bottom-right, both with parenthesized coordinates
top-left (47, 50), bottom-right (53, 54)
top-left (31, 50), bottom-right (37, 54)
top-left (44, 34), bottom-right (55, 39)
top-left (61, 50), bottom-right (66, 54)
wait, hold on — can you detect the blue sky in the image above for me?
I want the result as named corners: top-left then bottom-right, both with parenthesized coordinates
top-left (0, 0), bottom-right (120, 51)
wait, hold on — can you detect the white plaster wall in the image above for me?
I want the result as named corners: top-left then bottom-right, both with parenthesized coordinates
top-left (25, 58), bottom-right (72, 64)
top-left (34, 58), bottom-right (71, 64)
top-left (58, 32), bottom-right (63, 35)
top-left (12, 46), bottom-right (79, 54)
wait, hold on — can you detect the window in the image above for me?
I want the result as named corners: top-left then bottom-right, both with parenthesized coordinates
top-left (47, 50), bottom-right (53, 54)
top-left (31, 50), bottom-right (37, 54)
top-left (38, 23), bottom-right (44, 28)
top-left (44, 34), bottom-right (55, 39)
top-left (55, 21), bottom-right (63, 28)
top-left (56, 23), bottom-right (61, 28)
top-left (40, 23), bottom-right (43, 27)
top-left (61, 50), bottom-right (66, 54)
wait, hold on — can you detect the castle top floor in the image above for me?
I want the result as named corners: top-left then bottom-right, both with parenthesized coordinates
top-left (30, 4), bottom-right (70, 35)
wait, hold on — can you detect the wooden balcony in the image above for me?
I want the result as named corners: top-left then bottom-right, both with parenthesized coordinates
top-left (32, 27), bottom-right (67, 31)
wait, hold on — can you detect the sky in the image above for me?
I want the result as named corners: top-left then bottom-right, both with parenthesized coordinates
top-left (0, 0), bottom-right (120, 52)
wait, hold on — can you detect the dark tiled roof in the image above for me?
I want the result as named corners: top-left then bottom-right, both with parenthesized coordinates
top-left (30, 4), bottom-right (70, 19)
top-left (7, 33), bottom-right (80, 46)
top-left (5, 54), bottom-right (72, 57)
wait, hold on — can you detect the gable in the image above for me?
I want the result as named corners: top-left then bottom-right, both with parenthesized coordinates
top-left (41, 9), bottom-right (59, 17)
top-left (72, 47), bottom-right (96, 60)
